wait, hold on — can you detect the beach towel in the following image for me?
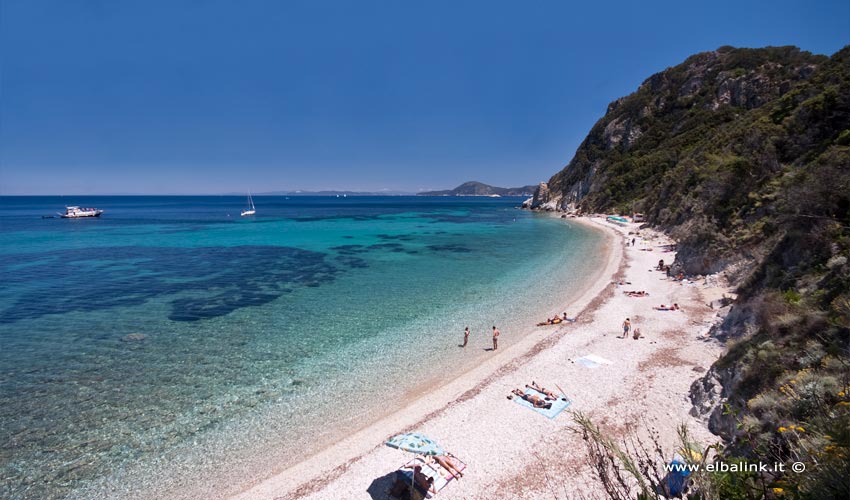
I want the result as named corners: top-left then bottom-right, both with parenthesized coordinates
top-left (575, 357), bottom-right (600, 368)
top-left (575, 354), bottom-right (613, 368)
top-left (399, 455), bottom-right (467, 497)
top-left (511, 387), bottom-right (571, 419)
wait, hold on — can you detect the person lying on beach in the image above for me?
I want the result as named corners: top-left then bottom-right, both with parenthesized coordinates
top-left (561, 312), bottom-right (577, 322)
top-left (536, 315), bottom-right (563, 326)
top-left (526, 381), bottom-right (566, 401)
top-left (508, 388), bottom-right (552, 409)
top-left (423, 453), bottom-right (464, 478)
top-left (654, 303), bottom-right (680, 311)
top-left (624, 290), bottom-right (649, 297)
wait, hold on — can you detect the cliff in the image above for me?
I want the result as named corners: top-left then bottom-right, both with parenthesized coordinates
top-left (533, 45), bottom-right (850, 496)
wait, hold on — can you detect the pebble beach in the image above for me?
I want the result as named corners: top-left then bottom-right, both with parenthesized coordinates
top-left (233, 216), bottom-right (732, 500)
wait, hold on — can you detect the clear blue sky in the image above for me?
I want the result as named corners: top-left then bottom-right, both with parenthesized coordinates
top-left (1, 0), bottom-right (847, 194)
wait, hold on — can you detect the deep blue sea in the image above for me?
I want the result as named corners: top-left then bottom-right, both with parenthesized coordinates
top-left (0, 196), bottom-right (605, 499)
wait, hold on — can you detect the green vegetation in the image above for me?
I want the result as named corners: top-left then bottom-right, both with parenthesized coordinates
top-left (548, 46), bottom-right (850, 498)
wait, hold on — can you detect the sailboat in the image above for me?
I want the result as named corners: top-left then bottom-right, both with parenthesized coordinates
top-left (241, 192), bottom-right (256, 216)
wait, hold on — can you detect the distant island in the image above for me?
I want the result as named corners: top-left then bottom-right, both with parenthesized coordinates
top-left (417, 181), bottom-right (537, 197)
top-left (254, 190), bottom-right (414, 196)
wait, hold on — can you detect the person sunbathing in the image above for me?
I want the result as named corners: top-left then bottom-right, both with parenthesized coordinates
top-left (424, 454), bottom-right (464, 478)
top-left (654, 303), bottom-right (680, 311)
top-left (527, 381), bottom-right (565, 401)
top-left (509, 388), bottom-right (552, 409)
top-left (536, 315), bottom-right (563, 326)
top-left (561, 312), bottom-right (577, 322)
top-left (625, 290), bottom-right (648, 297)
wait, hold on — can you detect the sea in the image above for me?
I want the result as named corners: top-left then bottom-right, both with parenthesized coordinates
top-left (0, 196), bottom-right (606, 499)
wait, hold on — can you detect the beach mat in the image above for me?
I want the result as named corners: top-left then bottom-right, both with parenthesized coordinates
top-left (399, 455), bottom-right (467, 496)
top-left (511, 388), bottom-right (571, 419)
top-left (576, 354), bottom-right (613, 368)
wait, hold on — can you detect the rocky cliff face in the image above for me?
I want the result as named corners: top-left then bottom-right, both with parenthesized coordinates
top-left (536, 47), bottom-right (828, 216)
top-left (532, 45), bottom-right (849, 277)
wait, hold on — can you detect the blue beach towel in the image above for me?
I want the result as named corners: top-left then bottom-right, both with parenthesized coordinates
top-left (511, 388), bottom-right (571, 419)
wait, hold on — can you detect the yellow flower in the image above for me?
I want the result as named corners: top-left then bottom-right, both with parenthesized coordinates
top-left (839, 391), bottom-right (846, 398)
top-left (773, 487), bottom-right (784, 495)
top-left (796, 426), bottom-right (805, 432)
top-left (824, 435), bottom-right (833, 440)
top-left (778, 426), bottom-right (788, 433)
top-left (837, 401), bottom-right (850, 407)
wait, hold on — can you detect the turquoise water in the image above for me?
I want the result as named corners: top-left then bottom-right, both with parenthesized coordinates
top-left (0, 196), bottom-right (605, 499)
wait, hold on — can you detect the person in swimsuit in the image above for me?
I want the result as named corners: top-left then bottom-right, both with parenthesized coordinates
top-left (462, 326), bottom-right (469, 347)
top-left (425, 454), bottom-right (464, 478)
top-left (623, 318), bottom-right (631, 339)
top-left (492, 326), bottom-right (500, 350)
top-left (509, 388), bottom-right (552, 409)
top-left (526, 381), bottom-right (561, 400)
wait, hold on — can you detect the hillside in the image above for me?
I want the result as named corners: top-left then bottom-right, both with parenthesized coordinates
top-left (532, 46), bottom-right (850, 497)
top-left (418, 181), bottom-right (537, 196)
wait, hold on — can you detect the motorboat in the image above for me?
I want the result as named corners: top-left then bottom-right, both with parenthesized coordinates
top-left (60, 206), bottom-right (103, 218)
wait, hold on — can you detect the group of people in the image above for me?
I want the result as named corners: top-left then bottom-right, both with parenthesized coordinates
top-left (535, 312), bottom-right (577, 326)
top-left (462, 326), bottom-right (500, 350)
top-left (622, 318), bottom-right (642, 339)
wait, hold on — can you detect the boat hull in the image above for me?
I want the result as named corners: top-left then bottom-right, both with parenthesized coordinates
top-left (60, 210), bottom-right (103, 218)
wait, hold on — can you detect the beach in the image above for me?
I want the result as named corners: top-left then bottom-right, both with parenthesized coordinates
top-left (233, 216), bottom-right (730, 499)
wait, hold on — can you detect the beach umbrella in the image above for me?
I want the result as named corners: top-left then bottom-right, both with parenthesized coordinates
top-left (386, 433), bottom-right (444, 499)
top-left (386, 432), bottom-right (445, 456)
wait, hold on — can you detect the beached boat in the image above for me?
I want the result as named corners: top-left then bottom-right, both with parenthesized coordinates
top-left (60, 206), bottom-right (103, 218)
top-left (241, 192), bottom-right (256, 216)
top-left (606, 215), bottom-right (629, 225)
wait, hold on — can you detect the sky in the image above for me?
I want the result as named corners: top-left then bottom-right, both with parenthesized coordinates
top-left (0, 0), bottom-right (848, 195)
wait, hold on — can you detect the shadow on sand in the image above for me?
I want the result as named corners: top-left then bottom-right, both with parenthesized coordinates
top-left (367, 471), bottom-right (397, 500)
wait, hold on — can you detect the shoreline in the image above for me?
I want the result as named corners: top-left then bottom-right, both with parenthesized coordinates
top-left (233, 215), bottom-right (730, 499)
top-left (232, 216), bottom-right (630, 499)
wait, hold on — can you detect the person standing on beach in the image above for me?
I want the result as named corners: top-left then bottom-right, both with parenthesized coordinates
top-left (462, 326), bottom-right (470, 347)
top-left (622, 318), bottom-right (631, 339)
top-left (492, 326), bottom-right (500, 350)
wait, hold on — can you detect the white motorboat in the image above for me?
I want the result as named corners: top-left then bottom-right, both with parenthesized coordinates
top-left (60, 206), bottom-right (103, 218)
